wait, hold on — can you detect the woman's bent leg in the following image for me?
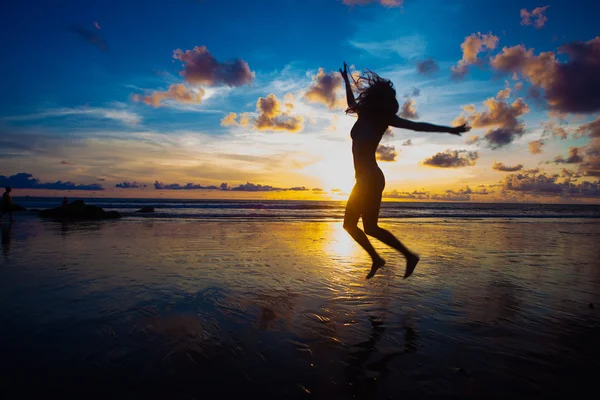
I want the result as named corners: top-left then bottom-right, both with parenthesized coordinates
top-left (343, 184), bottom-right (385, 275)
top-left (361, 190), bottom-right (419, 279)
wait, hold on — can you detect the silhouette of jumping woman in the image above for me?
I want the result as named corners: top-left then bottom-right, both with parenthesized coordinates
top-left (340, 62), bottom-right (470, 279)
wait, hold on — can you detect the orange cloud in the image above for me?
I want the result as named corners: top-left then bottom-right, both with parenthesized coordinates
top-left (222, 94), bottom-right (303, 133)
top-left (492, 161), bottom-right (523, 172)
top-left (133, 84), bottom-right (204, 108)
top-left (463, 104), bottom-right (476, 113)
top-left (496, 88), bottom-right (511, 99)
top-left (304, 68), bottom-right (343, 109)
top-left (451, 33), bottom-right (499, 79)
top-left (465, 135), bottom-right (480, 145)
top-left (221, 112), bottom-right (238, 127)
top-left (520, 6), bottom-right (550, 29)
top-left (528, 139), bottom-right (545, 154)
top-left (399, 99), bottom-right (419, 120)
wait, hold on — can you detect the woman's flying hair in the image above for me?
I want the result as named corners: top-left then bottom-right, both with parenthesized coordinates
top-left (345, 70), bottom-right (399, 116)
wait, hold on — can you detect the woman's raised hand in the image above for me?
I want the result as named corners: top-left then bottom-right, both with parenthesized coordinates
top-left (339, 62), bottom-right (349, 80)
top-left (450, 123), bottom-right (471, 136)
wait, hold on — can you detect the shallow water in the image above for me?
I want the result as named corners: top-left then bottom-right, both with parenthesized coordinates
top-left (1, 217), bottom-right (599, 398)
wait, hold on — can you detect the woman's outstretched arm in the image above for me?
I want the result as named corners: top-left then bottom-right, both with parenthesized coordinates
top-left (339, 62), bottom-right (356, 109)
top-left (389, 115), bottom-right (470, 135)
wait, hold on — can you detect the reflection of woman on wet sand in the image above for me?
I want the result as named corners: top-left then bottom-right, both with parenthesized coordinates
top-left (340, 62), bottom-right (470, 279)
top-left (1, 222), bottom-right (12, 260)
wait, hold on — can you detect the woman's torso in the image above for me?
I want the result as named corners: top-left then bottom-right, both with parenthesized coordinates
top-left (351, 116), bottom-right (388, 179)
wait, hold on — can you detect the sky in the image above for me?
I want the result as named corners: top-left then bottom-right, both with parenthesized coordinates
top-left (0, 0), bottom-right (599, 202)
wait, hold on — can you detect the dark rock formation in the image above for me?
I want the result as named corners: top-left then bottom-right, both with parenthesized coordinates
top-left (39, 200), bottom-right (121, 219)
top-left (135, 206), bottom-right (155, 213)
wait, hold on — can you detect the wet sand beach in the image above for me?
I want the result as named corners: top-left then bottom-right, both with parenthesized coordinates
top-left (1, 217), bottom-right (599, 398)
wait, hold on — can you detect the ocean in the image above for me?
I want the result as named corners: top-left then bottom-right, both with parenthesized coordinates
top-left (14, 197), bottom-right (600, 220)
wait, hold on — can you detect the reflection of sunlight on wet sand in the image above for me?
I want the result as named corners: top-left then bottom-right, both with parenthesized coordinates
top-left (324, 222), bottom-right (362, 261)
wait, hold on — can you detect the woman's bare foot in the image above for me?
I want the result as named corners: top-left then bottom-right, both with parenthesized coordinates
top-left (403, 254), bottom-right (419, 279)
top-left (366, 257), bottom-right (386, 279)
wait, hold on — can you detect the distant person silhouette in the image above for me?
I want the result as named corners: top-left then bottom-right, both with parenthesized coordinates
top-left (0, 186), bottom-right (14, 223)
top-left (340, 62), bottom-right (470, 279)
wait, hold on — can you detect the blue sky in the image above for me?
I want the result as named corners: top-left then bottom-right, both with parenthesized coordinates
top-left (1, 0), bottom-right (599, 201)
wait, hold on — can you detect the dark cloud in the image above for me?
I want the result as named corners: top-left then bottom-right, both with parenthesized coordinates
top-left (541, 120), bottom-right (570, 139)
top-left (484, 128), bottom-right (523, 148)
top-left (70, 24), bottom-right (108, 51)
top-left (553, 147), bottom-right (584, 164)
top-left (154, 180), bottom-right (307, 192)
top-left (383, 190), bottom-right (430, 200)
top-left (402, 139), bottom-right (412, 146)
top-left (490, 37), bottom-right (600, 113)
top-left (343, 0), bottom-right (403, 7)
top-left (230, 182), bottom-right (307, 192)
top-left (580, 138), bottom-right (600, 176)
top-left (529, 139), bottom-right (545, 154)
top-left (132, 84), bottom-right (204, 107)
top-left (500, 170), bottom-right (600, 198)
top-left (431, 188), bottom-right (471, 201)
top-left (116, 181), bottom-right (147, 189)
top-left (520, 6), bottom-right (550, 29)
top-left (560, 168), bottom-right (582, 179)
top-left (376, 144), bottom-right (398, 162)
top-left (422, 150), bottom-right (479, 168)
top-left (60, 160), bottom-right (73, 165)
top-left (0, 173), bottom-right (103, 191)
top-left (576, 116), bottom-right (600, 139)
top-left (416, 58), bottom-right (440, 75)
top-left (450, 64), bottom-right (469, 80)
top-left (173, 46), bottom-right (255, 87)
top-left (399, 99), bottom-right (419, 119)
top-left (404, 87), bottom-right (421, 98)
top-left (154, 181), bottom-right (219, 190)
top-left (493, 161), bottom-right (523, 172)
top-left (459, 96), bottom-right (530, 148)
top-left (304, 68), bottom-right (343, 109)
